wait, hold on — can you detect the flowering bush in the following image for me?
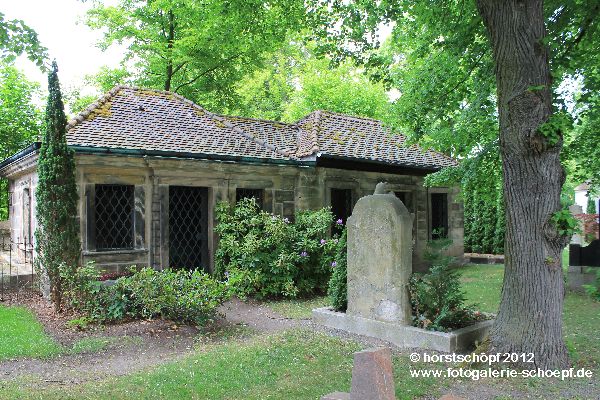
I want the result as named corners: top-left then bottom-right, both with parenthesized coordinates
top-left (214, 198), bottom-right (337, 298)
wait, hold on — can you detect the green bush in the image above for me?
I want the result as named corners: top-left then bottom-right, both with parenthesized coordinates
top-left (327, 229), bottom-right (348, 311)
top-left (583, 268), bottom-right (600, 301)
top-left (214, 198), bottom-right (337, 299)
top-left (62, 263), bottom-right (229, 326)
top-left (409, 238), bottom-right (483, 332)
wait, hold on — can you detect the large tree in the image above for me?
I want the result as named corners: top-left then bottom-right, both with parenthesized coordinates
top-left (85, 0), bottom-right (310, 111)
top-left (35, 62), bottom-right (81, 310)
top-left (0, 63), bottom-right (43, 219)
top-left (0, 11), bottom-right (47, 68)
top-left (311, 0), bottom-right (598, 368)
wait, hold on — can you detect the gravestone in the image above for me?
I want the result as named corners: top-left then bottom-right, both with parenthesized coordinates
top-left (569, 204), bottom-right (583, 245)
top-left (321, 347), bottom-right (396, 400)
top-left (312, 182), bottom-right (493, 352)
top-left (346, 183), bottom-right (413, 325)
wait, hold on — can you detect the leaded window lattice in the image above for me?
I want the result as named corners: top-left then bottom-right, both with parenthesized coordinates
top-left (169, 186), bottom-right (208, 271)
top-left (95, 184), bottom-right (134, 250)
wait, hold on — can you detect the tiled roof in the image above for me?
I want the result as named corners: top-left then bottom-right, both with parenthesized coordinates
top-left (297, 110), bottom-right (457, 169)
top-left (66, 86), bottom-right (456, 169)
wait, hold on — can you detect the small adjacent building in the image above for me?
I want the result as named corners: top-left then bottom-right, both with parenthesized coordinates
top-left (0, 86), bottom-right (463, 273)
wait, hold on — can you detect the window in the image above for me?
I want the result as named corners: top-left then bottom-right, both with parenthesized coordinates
top-left (430, 193), bottom-right (449, 239)
top-left (331, 188), bottom-right (352, 225)
top-left (22, 188), bottom-right (32, 244)
top-left (236, 188), bottom-right (264, 209)
top-left (394, 191), bottom-right (413, 213)
top-left (95, 184), bottom-right (134, 250)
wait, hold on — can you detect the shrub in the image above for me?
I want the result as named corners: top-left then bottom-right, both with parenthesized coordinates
top-left (62, 263), bottom-right (229, 325)
top-left (214, 198), bottom-right (336, 298)
top-left (583, 268), bottom-right (600, 301)
top-left (409, 237), bottom-right (483, 332)
top-left (327, 228), bottom-right (348, 311)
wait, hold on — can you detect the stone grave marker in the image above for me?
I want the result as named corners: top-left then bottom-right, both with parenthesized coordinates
top-left (346, 183), bottom-right (413, 325)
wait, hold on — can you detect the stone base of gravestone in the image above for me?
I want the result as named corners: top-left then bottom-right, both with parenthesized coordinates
top-left (322, 347), bottom-right (395, 400)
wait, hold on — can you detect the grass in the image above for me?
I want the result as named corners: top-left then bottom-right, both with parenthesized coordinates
top-left (0, 305), bottom-right (62, 360)
top-left (1, 264), bottom-right (597, 399)
top-left (264, 296), bottom-right (329, 319)
top-left (0, 305), bottom-right (121, 360)
top-left (0, 330), bottom-right (443, 400)
top-left (458, 263), bottom-right (600, 368)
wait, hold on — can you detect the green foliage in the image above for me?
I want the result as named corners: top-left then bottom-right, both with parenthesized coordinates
top-left (426, 145), bottom-right (505, 254)
top-left (327, 228), bottom-right (348, 312)
top-left (583, 268), bottom-right (600, 301)
top-left (116, 268), bottom-right (229, 325)
top-left (85, 0), bottom-right (310, 112)
top-left (586, 192), bottom-right (597, 214)
top-left (214, 198), bottom-right (336, 299)
top-left (0, 11), bottom-right (47, 68)
top-left (282, 57), bottom-right (391, 122)
top-left (550, 209), bottom-right (581, 236)
top-left (409, 238), bottom-right (483, 332)
top-left (0, 62), bottom-right (43, 219)
top-left (35, 62), bottom-right (81, 309)
top-left (63, 263), bottom-right (229, 326)
top-left (538, 111), bottom-right (573, 147)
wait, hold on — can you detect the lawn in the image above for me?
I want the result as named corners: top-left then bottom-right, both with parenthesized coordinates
top-left (0, 305), bottom-right (120, 361)
top-left (0, 264), bottom-right (598, 399)
top-left (0, 305), bottom-right (62, 360)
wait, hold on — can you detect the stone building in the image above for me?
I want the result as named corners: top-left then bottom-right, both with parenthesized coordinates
top-left (0, 86), bottom-right (462, 273)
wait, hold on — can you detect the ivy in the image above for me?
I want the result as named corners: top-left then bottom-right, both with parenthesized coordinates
top-left (550, 209), bottom-right (581, 236)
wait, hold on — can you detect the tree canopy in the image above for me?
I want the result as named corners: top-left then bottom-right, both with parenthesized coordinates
top-left (85, 0), bottom-right (312, 111)
top-left (0, 11), bottom-right (47, 68)
top-left (0, 62), bottom-right (43, 219)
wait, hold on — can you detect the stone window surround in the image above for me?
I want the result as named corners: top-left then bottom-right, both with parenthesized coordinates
top-left (427, 187), bottom-right (451, 240)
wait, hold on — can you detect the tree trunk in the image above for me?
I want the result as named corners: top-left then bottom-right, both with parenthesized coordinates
top-left (165, 9), bottom-right (175, 91)
top-left (476, 0), bottom-right (570, 369)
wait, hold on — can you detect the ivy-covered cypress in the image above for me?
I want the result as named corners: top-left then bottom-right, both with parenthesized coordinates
top-left (35, 61), bottom-right (81, 310)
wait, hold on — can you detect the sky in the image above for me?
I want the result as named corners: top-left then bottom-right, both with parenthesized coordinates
top-left (2, 0), bottom-right (123, 93)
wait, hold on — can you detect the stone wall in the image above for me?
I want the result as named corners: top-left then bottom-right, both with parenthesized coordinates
top-left (3, 152), bottom-right (464, 273)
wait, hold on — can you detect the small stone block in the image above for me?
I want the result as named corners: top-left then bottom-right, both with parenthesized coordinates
top-left (321, 392), bottom-right (351, 400)
top-left (350, 347), bottom-right (395, 400)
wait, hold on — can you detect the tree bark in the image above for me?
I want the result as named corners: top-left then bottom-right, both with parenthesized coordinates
top-left (164, 9), bottom-right (175, 91)
top-left (476, 0), bottom-right (570, 369)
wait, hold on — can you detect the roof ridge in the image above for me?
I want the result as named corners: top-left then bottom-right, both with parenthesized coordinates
top-left (66, 85), bottom-right (126, 130)
top-left (222, 114), bottom-right (295, 127)
top-left (295, 110), bottom-right (321, 158)
top-left (66, 85), bottom-right (294, 160)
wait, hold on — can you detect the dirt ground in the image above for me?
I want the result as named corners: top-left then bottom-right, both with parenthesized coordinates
top-left (0, 295), bottom-right (299, 386)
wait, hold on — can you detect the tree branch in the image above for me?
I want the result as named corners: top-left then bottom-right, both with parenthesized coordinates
top-left (173, 54), bottom-right (240, 92)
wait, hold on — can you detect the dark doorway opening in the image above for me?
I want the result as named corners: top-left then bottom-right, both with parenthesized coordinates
top-left (169, 186), bottom-right (209, 271)
top-left (331, 188), bottom-right (352, 225)
top-left (430, 193), bottom-right (448, 239)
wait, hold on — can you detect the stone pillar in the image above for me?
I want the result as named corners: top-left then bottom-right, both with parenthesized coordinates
top-left (569, 204), bottom-right (583, 245)
top-left (346, 188), bottom-right (413, 325)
